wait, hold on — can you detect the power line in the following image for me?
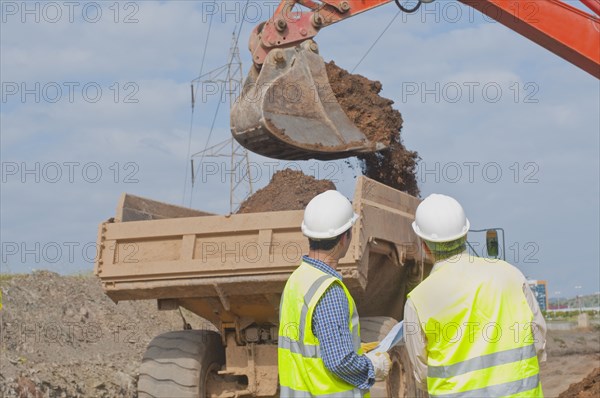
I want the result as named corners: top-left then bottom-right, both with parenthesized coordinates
top-left (352, 9), bottom-right (402, 73)
top-left (182, 1), bottom-right (217, 205)
top-left (189, 0), bottom-right (252, 208)
top-left (189, 88), bottom-right (225, 206)
top-left (231, 0), bottom-right (250, 63)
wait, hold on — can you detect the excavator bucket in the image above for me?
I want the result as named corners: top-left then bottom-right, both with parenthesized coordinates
top-left (231, 42), bottom-right (387, 160)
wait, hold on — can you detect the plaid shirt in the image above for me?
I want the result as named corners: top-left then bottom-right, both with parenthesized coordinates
top-left (303, 255), bottom-right (375, 390)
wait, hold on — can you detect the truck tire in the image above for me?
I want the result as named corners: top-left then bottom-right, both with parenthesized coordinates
top-left (360, 317), bottom-right (427, 398)
top-left (138, 330), bottom-right (225, 398)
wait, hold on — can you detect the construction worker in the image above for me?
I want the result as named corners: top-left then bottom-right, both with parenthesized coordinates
top-left (278, 190), bottom-right (391, 397)
top-left (405, 194), bottom-right (547, 397)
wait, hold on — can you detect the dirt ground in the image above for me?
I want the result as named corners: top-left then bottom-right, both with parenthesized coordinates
top-left (237, 169), bottom-right (336, 213)
top-left (1, 272), bottom-right (598, 397)
top-left (0, 272), bottom-right (194, 397)
top-left (558, 367), bottom-right (600, 398)
top-left (541, 329), bottom-right (600, 397)
top-left (325, 61), bottom-right (419, 196)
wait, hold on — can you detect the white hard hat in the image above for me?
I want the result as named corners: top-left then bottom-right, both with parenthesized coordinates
top-left (412, 194), bottom-right (470, 242)
top-left (302, 190), bottom-right (359, 239)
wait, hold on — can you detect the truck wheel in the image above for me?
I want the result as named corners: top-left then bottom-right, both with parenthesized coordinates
top-left (360, 317), bottom-right (426, 398)
top-left (138, 330), bottom-right (225, 398)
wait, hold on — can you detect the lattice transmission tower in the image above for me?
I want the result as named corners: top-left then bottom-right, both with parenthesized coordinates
top-left (190, 33), bottom-right (253, 213)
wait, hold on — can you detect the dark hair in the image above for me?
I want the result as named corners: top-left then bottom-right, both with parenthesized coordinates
top-left (308, 229), bottom-right (350, 251)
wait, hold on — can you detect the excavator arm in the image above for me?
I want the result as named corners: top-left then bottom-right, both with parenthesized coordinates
top-left (251, 0), bottom-right (600, 76)
top-left (231, 0), bottom-right (600, 160)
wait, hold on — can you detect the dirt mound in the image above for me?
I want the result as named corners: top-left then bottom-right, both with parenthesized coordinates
top-left (325, 61), bottom-right (419, 196)
top-left (237, 169), bottom-right (336, 213)
top-left (559, 368), bottom-right (600, 398)
top-left (0, 271), bottom-right (203, 397)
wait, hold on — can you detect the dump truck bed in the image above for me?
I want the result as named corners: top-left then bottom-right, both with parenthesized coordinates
top-left (95, 176), bottom-right (427, 329)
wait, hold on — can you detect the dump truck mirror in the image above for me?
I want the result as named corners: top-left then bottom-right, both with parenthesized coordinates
top-left (486, 229), bottom-right (499, 258)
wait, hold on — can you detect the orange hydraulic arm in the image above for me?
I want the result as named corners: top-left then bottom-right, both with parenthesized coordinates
top-left (250, 0), bottom-right (600, 78)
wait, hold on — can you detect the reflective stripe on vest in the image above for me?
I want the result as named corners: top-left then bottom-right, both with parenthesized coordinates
top-left (429, 374), bottom-right (540, 398)
top-left (278, 262), bottom-right (365, 397)
top-left (280, 385), bottom-right (364, 398)
top-left (279, 335), bottom-right (320, 358)
top-left (428, 344), bottom-right (536, 379)
top-left (408, 254), bottom-right (543, 398)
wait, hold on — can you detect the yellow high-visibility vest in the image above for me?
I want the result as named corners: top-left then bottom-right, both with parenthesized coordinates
top-left (278, 261), bottom-right (366, 397)
top-left (408, 254), bottom-right (543, 397)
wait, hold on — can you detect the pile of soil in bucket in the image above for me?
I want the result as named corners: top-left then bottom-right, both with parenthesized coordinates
top-left (325, 61), bottom-right (419, 197)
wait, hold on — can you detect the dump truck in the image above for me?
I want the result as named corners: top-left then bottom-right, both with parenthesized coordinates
top-left (94, 176), bottom-right (431, 397)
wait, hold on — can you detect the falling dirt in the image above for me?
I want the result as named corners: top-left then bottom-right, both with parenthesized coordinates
top-left (559, 367), bottom-right (600, 398)
top-left (236, 169), bottom-right (336, 213)
top-left (325, 61), bottom-right (420, 197)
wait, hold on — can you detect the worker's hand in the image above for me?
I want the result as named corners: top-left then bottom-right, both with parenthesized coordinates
top-left (365, 351), bottom-right (391, 381)
top-left (361, 341), bottom-right (379, 353)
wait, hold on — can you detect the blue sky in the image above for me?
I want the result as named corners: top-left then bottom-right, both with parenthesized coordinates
top-left (1, 1), bottom-right (599, 298)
